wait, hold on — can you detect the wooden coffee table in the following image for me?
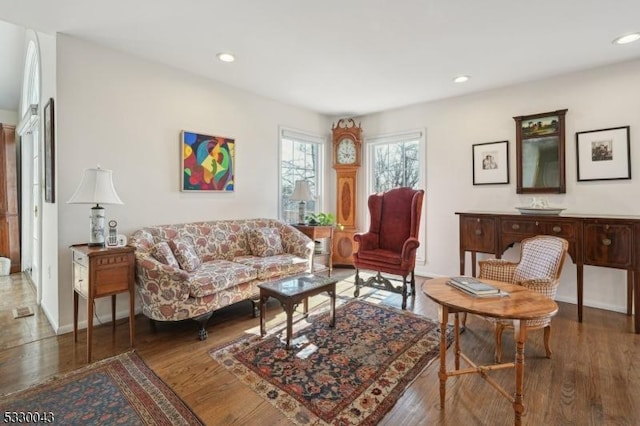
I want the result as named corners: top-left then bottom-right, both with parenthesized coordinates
top-left (423, 277), bottom-right (558, 426)
top-left (258, 274), bottom-right (339, 349)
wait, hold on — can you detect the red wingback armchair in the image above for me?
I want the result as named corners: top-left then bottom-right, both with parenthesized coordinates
top-left (353, 187), bottom-right (424, 309)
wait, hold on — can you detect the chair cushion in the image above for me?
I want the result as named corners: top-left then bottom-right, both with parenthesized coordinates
top-left (356, 248), bottom-right (402, 265)
top-left (169, 238), bottom-right (201, 272)
top-left (150, 241), bottom-right (180, 268)
top-left (248, 227), bottom-right (284, 257)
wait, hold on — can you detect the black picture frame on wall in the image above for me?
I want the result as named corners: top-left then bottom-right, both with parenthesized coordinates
top-left (44, 98), bottom-right (55, 203)
top-left (576, 126), bottom-right (630, 182)
top-left (472, 140), bottom-right (509, 185)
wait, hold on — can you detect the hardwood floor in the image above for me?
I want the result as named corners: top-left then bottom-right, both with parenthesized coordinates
top-left (1, 270), bottom-right (639, 425)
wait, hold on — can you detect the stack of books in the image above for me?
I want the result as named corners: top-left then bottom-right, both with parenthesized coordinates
top-left (447, 276), bottom-right (504, 297)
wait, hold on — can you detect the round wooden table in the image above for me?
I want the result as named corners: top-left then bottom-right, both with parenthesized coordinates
top-left (423, 277), bottom-right (558, 426)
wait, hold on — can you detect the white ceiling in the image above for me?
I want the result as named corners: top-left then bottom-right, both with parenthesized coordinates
top-left (1, 0), bottom-right (640, 116)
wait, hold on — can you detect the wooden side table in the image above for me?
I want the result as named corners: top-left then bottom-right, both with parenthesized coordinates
top-left (71, 244), bottom-right (136, 362)
top-left (293, 225), bottom-right (334, 276)
top-left (423, 277), bottom-right (558, 426)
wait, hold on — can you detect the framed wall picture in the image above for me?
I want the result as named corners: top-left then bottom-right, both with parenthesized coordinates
top-left (576, 126), bottom-right (630, 181)
top-left (472, 140), bottom-right (509, 185)
top-left (181, 130), bottom-right (235, 191)
top-left (44, 98), bottom-right (55, 203)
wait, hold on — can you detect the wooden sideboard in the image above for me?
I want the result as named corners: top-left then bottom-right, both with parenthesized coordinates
top-left (456, 211), bottom-right (639, 333)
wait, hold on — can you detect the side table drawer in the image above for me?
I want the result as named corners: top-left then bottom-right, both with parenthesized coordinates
top-left (73, 262), bottom-right (89, 298)
top-left (73, 250), bottom-right (88, 268)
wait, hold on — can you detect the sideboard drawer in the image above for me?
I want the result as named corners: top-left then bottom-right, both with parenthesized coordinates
top-left (583, 222), bottom-right (633, 268)
top-left (459, 216), bottom-right (496, 253)
top-left (501, 219), bottom-right (541, 235)
top-left (541, 221), bottom-right (576, 240)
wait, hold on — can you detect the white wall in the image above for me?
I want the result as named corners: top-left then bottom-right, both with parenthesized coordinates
top-left (0, 109), bottom-right (18, 125)
top-left (358, 58), bottom-right (640, 315)
top-left (38, 31), bottom-right (58, 329)
top-left (55, 35), bottom-right (328, 332)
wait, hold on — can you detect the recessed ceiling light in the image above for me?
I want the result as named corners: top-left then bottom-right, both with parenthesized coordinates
top-left (216, 52), bottom-right (235, 63)
top-left (453, 75), bottom-right (470, 83)
top-left (612, 32), bottom-right (640, 45)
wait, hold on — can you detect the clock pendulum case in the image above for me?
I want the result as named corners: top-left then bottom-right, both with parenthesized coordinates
top-left (332, 118), bottom-right (362, 266)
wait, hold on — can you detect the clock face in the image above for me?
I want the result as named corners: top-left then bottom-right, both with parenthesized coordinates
top-left (337, 138), bottom-right (357, 164)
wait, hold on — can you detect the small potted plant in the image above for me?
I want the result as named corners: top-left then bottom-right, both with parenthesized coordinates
top-left (304, 212), bottom-right (345, 230)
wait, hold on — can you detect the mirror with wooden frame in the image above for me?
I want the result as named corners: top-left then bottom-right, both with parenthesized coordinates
top-left (513, 109), bottom-right (567, 194)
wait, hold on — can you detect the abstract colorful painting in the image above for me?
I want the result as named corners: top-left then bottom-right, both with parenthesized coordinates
top-left (181, 131), bottom-right (235, 191)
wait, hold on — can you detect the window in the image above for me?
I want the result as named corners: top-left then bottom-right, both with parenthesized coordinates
top-left (368, 130), bottom-right (424, 193)
top-left (279, 128), bottom-right (325, 223)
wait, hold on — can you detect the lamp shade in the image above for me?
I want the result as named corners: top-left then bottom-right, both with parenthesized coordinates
top-left (290, 180), bottom-right (314, 201)
top-left (67, 167), bottom-right (123, 205)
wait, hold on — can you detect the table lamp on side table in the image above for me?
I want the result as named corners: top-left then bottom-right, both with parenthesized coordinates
top-left (290, 180), bottom-right (314, 224)
top-left (67, 166), bottom-right (123, 247)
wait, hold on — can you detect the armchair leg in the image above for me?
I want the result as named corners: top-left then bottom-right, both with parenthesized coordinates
top-left (401, 275), bottom-right (408, 310)
top-left (494, 323), bottom-right (505, 363)
top-left (354, 269), bottom-right (361, 298)
top-left (544, 325), bottom-right (552, 358)
top-left (410, 270), bottom-right (416, 295)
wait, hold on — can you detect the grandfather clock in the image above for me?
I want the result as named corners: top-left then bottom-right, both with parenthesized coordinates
top-left (332, 118), bottom-right (362, 266)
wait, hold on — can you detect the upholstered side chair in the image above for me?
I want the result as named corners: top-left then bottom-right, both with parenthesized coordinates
top-left (353, 187), bottom-right (424, 309)
top-left (478, 235), bottom-right (569, 362)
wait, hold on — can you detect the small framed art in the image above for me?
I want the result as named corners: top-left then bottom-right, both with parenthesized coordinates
top-left (44, 98), bottom-right (55, 203)
top-left (181, 130), bottom-right (235, 191)
top-left (576, 126), bottom-right (630, 181)
top-left (472, 140), bottom-right (509, 185)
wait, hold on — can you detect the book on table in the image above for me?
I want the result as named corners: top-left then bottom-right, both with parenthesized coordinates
top-left (448, 276), bottom-right (501, 296)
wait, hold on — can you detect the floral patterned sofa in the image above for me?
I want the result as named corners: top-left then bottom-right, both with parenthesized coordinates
top-left (128, 218), bottom-right (313, 339)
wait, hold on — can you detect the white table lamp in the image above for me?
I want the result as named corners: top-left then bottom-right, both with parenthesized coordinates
top-left (290, 180), bottom-right (314, 224)
top-left (68, 166), bottom-right (123, 246)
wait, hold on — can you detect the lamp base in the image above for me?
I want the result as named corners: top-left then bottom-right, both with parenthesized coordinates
top-left (298, 201), bottom-right (306, 224)
top-left (89, 205), bottom-right (106, 247)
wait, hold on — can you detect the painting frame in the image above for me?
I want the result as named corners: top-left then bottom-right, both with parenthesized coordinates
top-left (44, 98), bottom-right (55, 203)
top-left (576, 126), bottom-right (630, 182)
top-left (181, 130), bottom-right (235, 192)
top-left (472, 140), bottom-right (509, 185)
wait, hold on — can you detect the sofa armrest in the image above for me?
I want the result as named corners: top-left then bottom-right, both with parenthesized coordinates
top-left (279, 224), bottom-right (314, 259)
top-left (134, 252), bottom-right (191, 303)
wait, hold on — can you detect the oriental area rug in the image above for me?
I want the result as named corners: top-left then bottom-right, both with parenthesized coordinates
top-left (210, 299), bottom-right (448, 425)
top-left (0, 351), bottom-right (203, 425)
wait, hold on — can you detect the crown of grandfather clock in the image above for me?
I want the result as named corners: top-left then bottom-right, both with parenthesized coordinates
top-left (332, 119), bottom-right (362, 266)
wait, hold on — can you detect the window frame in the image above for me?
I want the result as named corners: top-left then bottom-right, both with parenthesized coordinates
top-left (278, 126), bottom-right (326, 224)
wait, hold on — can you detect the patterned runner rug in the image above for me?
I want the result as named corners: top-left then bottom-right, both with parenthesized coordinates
top-left (210, 299), bottom-right (448, 425)
top-left (0, 351), bottom-right (203, 425)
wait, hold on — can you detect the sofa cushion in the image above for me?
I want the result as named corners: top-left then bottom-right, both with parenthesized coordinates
top-left (169, 238), bottom-right (201, 272)
top-left (234, 254), bottom-right (308, 280)
top-left (150, 242), bottom-right (180, 268)
top-left (248, 228), bottom-right (284, 257)
top-left (188, 260), bottom-right (258, 297)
